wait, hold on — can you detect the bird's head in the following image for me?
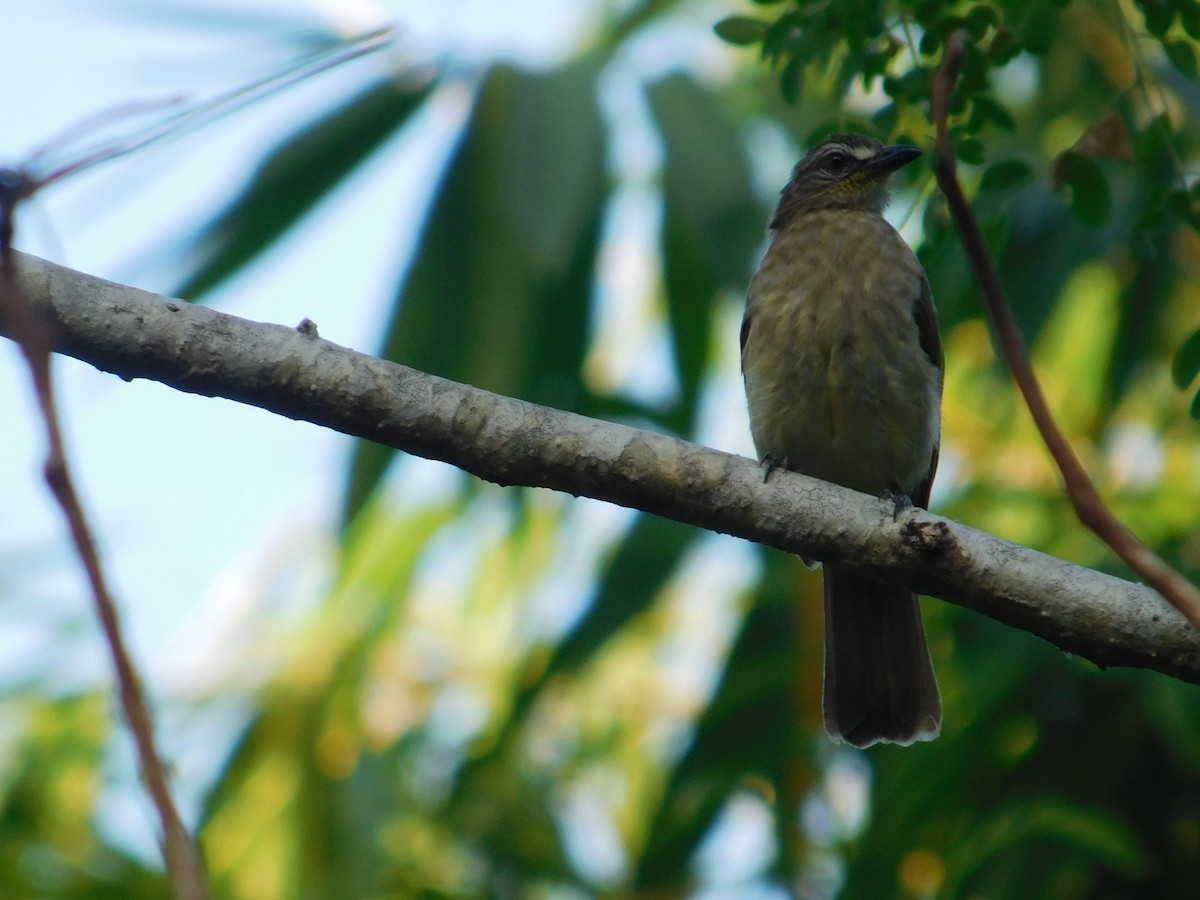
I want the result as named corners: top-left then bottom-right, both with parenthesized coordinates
top-left (771, 133), bottom-right (921, 227)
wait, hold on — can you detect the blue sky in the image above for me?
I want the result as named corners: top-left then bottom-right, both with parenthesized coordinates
top-left (3, 2), bottom-right (474, 661)
top-left (1, 0), bottom-right (600, 852)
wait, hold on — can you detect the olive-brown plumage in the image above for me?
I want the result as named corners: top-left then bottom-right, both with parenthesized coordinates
top-left (741, 134), bottom-right (943, 748)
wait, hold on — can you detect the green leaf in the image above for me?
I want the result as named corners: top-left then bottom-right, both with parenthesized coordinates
top-left (1172, 328), bottom-right (1200, 390)
top-left (714, 16), bottom-right (767, 47)
top-left (646, 74), bottom-right (763, 433)
top-left (982, 212), bottom-right (1011, 258)
top-left (343, 61), bottom-right (607, 522)
top-left (1185, 181), bottom-right (1200, 227)
top-left (966, 3), bottom-right (1000, 38)
top-left (957, 136), bottom-right (987, 165)
top-left (1137, 0), bottom-right (1176, 36)
top-left (872, 101), bottom-right (899, 134)
top-left (1164, 38), bottom-right (1198, 78)
top-left (1183, 0), bottom-right (1200, 39)
top-left (1056, 152), bottom-right (1112, 226)
top-left (761, 10), bottom-right (804, 59)
top-left (980, 159), bottom-right (1033, 192)
top-left (780, 53), bottom-right (805, 104)
top-left (1021, 8), bottom-right (1056, 54)
top-left (969, 95), bottom-right (1016, 132)
top-left (173, 77), bottom-right (434, 300)
top-left (957, 40), bottom-right (992, 94)
top-left (1135, 113), bottom-right (1175, 165)
top-left (987, 27), bottom-right (1021, 64)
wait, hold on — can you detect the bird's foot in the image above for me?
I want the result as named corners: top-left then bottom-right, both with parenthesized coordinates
top-left (881, 487), bottom-right (914, 521)
top-left (759, 454), bottom-right (789, 483)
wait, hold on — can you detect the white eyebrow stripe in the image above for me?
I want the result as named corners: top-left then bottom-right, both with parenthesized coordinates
top-left (848, 144), bottom-right (877, 160)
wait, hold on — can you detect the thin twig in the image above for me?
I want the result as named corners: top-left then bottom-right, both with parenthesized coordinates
top-left (0, 249), bottom-right (210, 895)
top-left (0, 28), bottom-right (400, 891)
top-left (931, 31), bottom-right (1200, 628)
top-left (1113, 4), bottom-right (1189, 185)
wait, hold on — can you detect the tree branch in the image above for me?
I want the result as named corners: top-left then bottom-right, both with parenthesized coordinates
top-left (4, 250), bottom-right (1199, 683)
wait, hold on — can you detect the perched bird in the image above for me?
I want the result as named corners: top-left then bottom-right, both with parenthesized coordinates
top-left (741, 133), bottom-right (943, 748)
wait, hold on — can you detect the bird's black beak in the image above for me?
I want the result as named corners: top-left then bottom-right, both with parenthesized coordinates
top-left (868, 145), bottom-right (922, 176)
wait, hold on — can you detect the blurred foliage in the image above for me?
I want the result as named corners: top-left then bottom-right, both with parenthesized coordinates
top-left (6, 0), bottom-right (1200, 898)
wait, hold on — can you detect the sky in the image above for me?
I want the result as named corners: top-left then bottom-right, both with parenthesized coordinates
top-left (0, 1), bottom-right (552, 664)
top-left (0, 0), bottom-right (618, 853)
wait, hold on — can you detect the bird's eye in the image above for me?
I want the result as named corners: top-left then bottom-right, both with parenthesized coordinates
top-left (822, 152), bottom-right (850, 175)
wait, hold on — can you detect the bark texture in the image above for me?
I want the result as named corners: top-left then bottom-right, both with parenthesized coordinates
top-left (4, 251), bottom-right (1197, 683)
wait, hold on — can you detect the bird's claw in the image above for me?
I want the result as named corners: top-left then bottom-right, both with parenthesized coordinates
top-left (881, 487), bottom-right (914, 521)
top-left (759, 453), bottom-right (789, 482)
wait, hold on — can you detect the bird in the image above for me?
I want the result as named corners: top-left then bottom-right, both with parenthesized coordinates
top-left (740, 133), bottom-right (943, 748)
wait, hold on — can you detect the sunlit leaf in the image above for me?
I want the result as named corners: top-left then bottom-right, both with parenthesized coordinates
top-left (0, 695), bottom-right (164, 897)
top-left (635, 551), bottom-right (812, 889)
top-left (535, 515), bottom-right (695, 690)
top-left (447, 512), bottom-right (699, 817)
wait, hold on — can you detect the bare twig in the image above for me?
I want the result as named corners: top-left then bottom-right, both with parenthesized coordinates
top-left (0, 247), bottom-right (210, 896)
top-left (6, 252), bottom-right (1199, 683)
top-left (0, 28), bottom-right (400, 893)
top-left (931, 32), bottom-right (1200, 628)
top-left (32, 26), bottom-right (394, 189)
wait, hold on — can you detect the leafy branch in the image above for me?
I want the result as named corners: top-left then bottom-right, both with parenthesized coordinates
top-left (928, 30), bottom-right (1200, 626)
top-left (717, 0), bottom-right (1200, 416)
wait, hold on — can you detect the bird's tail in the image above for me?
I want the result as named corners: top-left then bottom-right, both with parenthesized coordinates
top-left (822, 564), bottom-right (941, 748)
